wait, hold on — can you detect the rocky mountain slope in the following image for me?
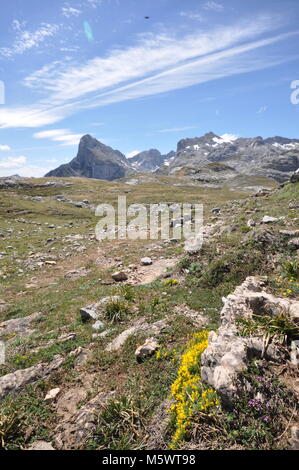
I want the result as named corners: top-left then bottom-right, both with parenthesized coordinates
top-left (129, 149), bottom-right (175, 173)
top-left (45, 134), bottom-right (134, 181)
top-left (45, 132), bottom-right (299, 184)
top-left (160, 132), bottom-right (299, 183)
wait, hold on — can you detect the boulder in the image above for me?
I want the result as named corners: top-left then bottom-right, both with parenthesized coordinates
top-left (44, 388), bottom-right (61, 403)
top-left (111, 271), bottom-right (128, 282)
top-left (140, 257), bottom-right (153, 266)
top-left (80, 296), bottom-right (122, 321)
top-left (135, 338), bottom-right (159, 360)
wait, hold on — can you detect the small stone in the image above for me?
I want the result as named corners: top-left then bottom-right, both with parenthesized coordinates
top-left (111, 271), bottom-right (128, 282)
top-left (135, 338), bottom-right (159, 360)
top-left (247, 219), bottom-right (255, 227)
top-left (44, 388), bottom-right (61, 403)
top-left (288, 238), bottom-right (299, 249)
top-left (140, 257), bottom-right (152, 266)
top-left (261, 216), bottom-right (279, 224)
top-left (92, 320), bottom-right (105, 331)
top-left (28, 440), bottom-right (55, 451)
top-left (211, 208), bottom-right (221, 214)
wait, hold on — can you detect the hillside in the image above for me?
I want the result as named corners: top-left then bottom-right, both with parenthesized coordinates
top-left (0, 175), bottom-right (298, 450)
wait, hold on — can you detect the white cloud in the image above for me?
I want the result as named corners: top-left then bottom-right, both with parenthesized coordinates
top-left (0, 16), bottom-right (297, 129)
top-left (179, 11), bottom-right (204, 21)
top-left (158, 126), bottom-right (198, 133)
top-left (257, 105), bottom-right (268, 113)
top-left (62, 7), bottom-right (82, 18)
top-left (0, 156), bottom-right (26, 169)
top-left (0, 23), bottom-right (59, 57)
top-left (203, 2), bottom-right (224, 12)
top-left (33, 128), bottom-right (82, 146)
top-left (126, 150), bottom-right (140, 159)
top-left (0, 145), bottom-right (11, 151)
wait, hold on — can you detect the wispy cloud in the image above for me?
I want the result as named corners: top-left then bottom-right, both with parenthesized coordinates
top-left (158, 126), bottom-right (198, 133)
top-left (0, 145), bottom-right (11, 151)
top-left (0, 15), bottom-right (297, 128)
top-left (203, 2), bottom-right (224, 12)
top-left (179, 11), bottom-right (204, 21)
top-left (62, 6), bottom-right (82, 18)
top-left (0, 23), bottom-right (59, 57)
top-left (33, 129), bottom-right (82, 146)
top-left (257, 105), bottom-right (268, 113)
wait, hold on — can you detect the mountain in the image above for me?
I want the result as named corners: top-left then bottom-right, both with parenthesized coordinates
top-left (129, 149), bottom-right (175, 173)
top-left (45, 134), bottom-right (135, 180)
top-left (45, 132), bottom-right (299, 184)
top-left (159, 132), bottom-right (299, 183)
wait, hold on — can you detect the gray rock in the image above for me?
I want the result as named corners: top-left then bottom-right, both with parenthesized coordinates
top-left (80, 296), bottom-right (122, 321)
top-left (92, 320), bottom-right (105, 331)
top-left (0, 355), bottom-right (64, 399)
top-left (28, 440), bottom-right (55, 450)
top-left (135, 338), bottom-right (159, 359)
top-left (261, 215), bottom-right (279, 224)
top-left (0, 311), bottom-right (43, 340)
top-left (288, 238), bottom-right (299, 249)
top-left (140, 257), bottom-right (153, 266)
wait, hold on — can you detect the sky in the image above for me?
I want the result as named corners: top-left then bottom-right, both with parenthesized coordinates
top-left (0, 0), bottom-right (299, 176)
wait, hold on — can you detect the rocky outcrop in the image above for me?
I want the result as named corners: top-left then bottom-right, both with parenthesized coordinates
top-left (0, 355), bottom-right (65, 399)
top-left (164, 132), bottom-right (299, 183)
top-left (201, 277), bottom-right (299, 406)
top-left (45, 135), bottom-right (135, 181)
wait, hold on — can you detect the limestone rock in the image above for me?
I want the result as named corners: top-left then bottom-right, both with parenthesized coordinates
top-left (135, 338), bottom-right (159, 359)
top-left (140, 257), bottom-right (153, 266)
top-left (80, 296), bottom-right (122, 321)
top-left (28, 440), bottom-right (55, 450)
top-left (0, 355), bottom-right (64, 399)
top-left (44, 388), bottom-right (61, 403)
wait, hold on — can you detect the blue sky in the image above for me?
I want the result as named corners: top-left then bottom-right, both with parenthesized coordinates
top-left (0, 0), bottom-right (299, 176)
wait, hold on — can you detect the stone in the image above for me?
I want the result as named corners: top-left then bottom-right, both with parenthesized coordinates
top-left (44, 387), bottom-right (61, 403)
top-left (261, 216), bottom-right (279, 224)
top-left (54, 391), bottom-right (115, 449)
top-left (111, 271), bottom-right (128, 282)
top-left (0, 355), bottom-right (64, 399)
top-left (288, 238), bottom-right (299, 249)
top-left (28, 440), bottom-right (55, 450)
top-left (201, 276), bottom-right (297, 406)
top-left (135, 338), bottom-right (159, 359)
top-left (80, 296), bottom-right (122, 321)
top-left (140, 257), bottom-right (153, 266)
top-left (211, 208), bottom-right (221, 214)
top-left (290, 340), bottom-right (299, 366)
top-left (247, 219), bottom-right (256, 227)
top-left (92, 320), bottom-right (105, 331)
top-left (0, 311), bottom-right (43, 340)
top-left (290, 169), bottom-right (299, 183)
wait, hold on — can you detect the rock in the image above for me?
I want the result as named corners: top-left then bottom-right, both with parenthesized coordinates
top-left (290, 340), bottom-right (299, 366)
top-left (28, 440), bottom-right (55, 450)
top-left (201, 276), bottom-right (296, 406)
top-left (288, 238), bottom-right (299, 249)
top-left (106, 318), bottom-right (167, 352)
top-left (211, 208), bottom-right (221, 214)
top-left (290, 169), bottom-right (299, 183)
top-left (54, 391), bottom-right (115, 449)
top-left (64, 268), bottom-right (88, 280)
top-left (69, 347), bottom-right (91, 367)
top-left (0, 355), bottom-right (64, 399)
top-left (261, 216), bottom-right (279, 224)
top-left (280, 230), bottom-right (299, 236)
top-left (0, 300), bottom-right (10, 314)
top-left (247, 219), bottom-right (256, 227)
top-left (135, 338), bottom-right (159, 360)
top-left (140, 257), bottom-right (153, 266)
top-left (0, 311), bottom-right (43, 340)
top-left (111, 271), bottom-right (128, 282)
top-left (80, 296), bottom-right (122, 321)
top-left (92, 320), bottom-right (105, 331)
top-left (44, 388), bottom-right (61, 403)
